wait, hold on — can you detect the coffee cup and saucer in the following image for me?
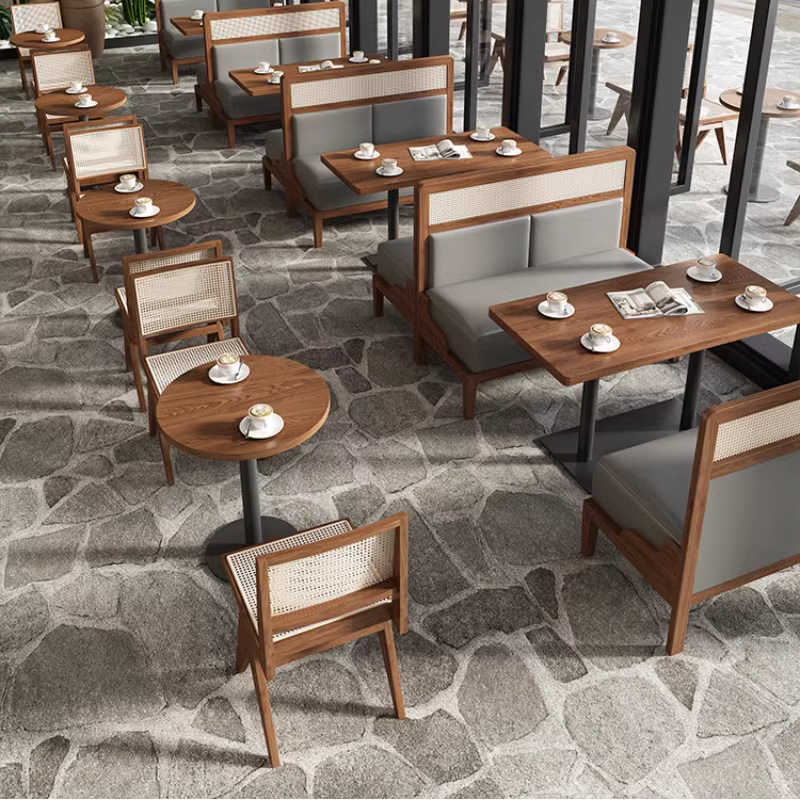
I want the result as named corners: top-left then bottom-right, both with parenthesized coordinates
top-left (240, 403), bottom-right (285, 439)
top-left (115, 173), bottom-right (144, 193)
top-left (354, 142), bottom-right (380, 160)
top-left (602, 31), bottom-right (621, 43)
top-left (191, 9), bottom-right (205, 20)
top-left (687, 256), bottom-right (722, 283)
top-left (377, 157), bottom-right (403, 177)
top-left (65, 80), bottom-right (87, 95)
top-left (267, 70), bottom-right (284, 84)
top-left (496, 138), bottom-right (522, 157)
top-left (209, 353), bottom-right (249, 384)
top-left (74, 93), bottom-right (98, 109)
top-left (777, 94), bottom-right (800, 111)
top-left (254, 61), bottom-right (273, 75)
top-left (735, 285), bottom-right (773, 313)
top-left (129, 196), bottom-right (160, 219)
top-left (470, 126), bottom-right (495, 142)
top-left (580, 323), bottom-right (620, 353)
top-left (42, 31), bottom-right (60, 43)
top-left (349, 50), bottom-right (368, 63)
top-left (538, 291), bottom-right (575, 319)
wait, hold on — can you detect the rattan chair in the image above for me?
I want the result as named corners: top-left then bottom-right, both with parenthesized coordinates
top-left (63, 118), bottom-right (150, 281)
top-left (10, 1), bottom-right (63, 98)
top-left (785, 160), bottom-right (800, 226)
top-left (224, 513), bottom-right (409, 765)
top-left (583, 382), bottom-right (800, 655)
top-left (126, 256), bottom-right (248, 484)
top-left (118, 240), bottom-right (225, 410)
top-left (31, 46), bottom-right (96, 170)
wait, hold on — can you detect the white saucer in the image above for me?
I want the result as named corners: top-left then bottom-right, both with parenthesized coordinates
top-left (209, 362), bottom-right (250, 384)
top-left (538, 301), bottom-right (575, 319)
top-left (191, 15), bottom-right (204, 21)
top-left (267, 78), bottom-right (282, 85)
top-left (65, 86), bottom-right (88, 95)
top-left (735, 295), bottom-right (773, 313)
top-left (497, 147), bottom-right (522, 157)
top-left (349, 56), bottom-right (369, 63)
top-left (777, 101), bottom-right (800, 111)
top-left (687, 266), bottom-right (722, 283)
top-left (602, 36), bottom-right (621, 44)
top-left (75, 100), bottom-right (98, 109)
top-left (114, 181), bottom-right (144, 194)
top-left (129, 205), bottom-right (161, 219)
top-left (354, 150), bottom-right (380, 160)
top-left (239, 414), bottom-right (285, 440)
top-left (470, 132), bottom-right (496, 142)
top-left (377, 166), bottom-right (403, 177)
top-left (580, 333), bottom-right (621, 353)
top-left (42, 37), bottom-right (60, 43)
top-left (254, 67), bottom-right (273, 75)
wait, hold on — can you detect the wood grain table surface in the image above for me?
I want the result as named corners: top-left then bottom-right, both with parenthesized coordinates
top-left (170, 16), bottom-right (204, 36)
top-left (34, 85), bottom-right (128, 119)
top-left (719, 87), bottom-right (800, 119)
top-left (11, 28), bottom-right (85, 49)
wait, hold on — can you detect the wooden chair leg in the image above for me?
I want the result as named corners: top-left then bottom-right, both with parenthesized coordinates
top-left (666, 596), bottom-right (691, 656)
top-left (171, 61), bottom-right (180, 86)
top-left (46, 128), bottom-right (57, 171)
top-left (379, 622), bottom-right (406, 719)
top-left (85, 231), bottom-right (99, 282)
top-left (19, 58), bottom-right (30, 99)
top-left (312, 215), bottom-right (323, 248)
top-left (714, 125), bottom-right (728, 165)
top-left (130, 343), bottom-right (146, 412)
top-left (462, 378), bottom-right (478, 420)
top-left (150, 227), bottom-right (158, 247)
top-left (373, 284), bottom-right (384, 317)
top-left (694, 129), bottom-right (711, 151)
top-left (606, 96), bottom-right (628, 134)
top-left (581, 502), bottom-right (599, 557)
top-left (158, 428), bottom-right (175, 486)
top-left (236, 613), bottom-right (250, 673)
top-left (251, 656), bottom-right (281, 767)
top-left (147, 383), bottom-right (157, 436)
top-left (784, 194), bottom-right (800, 227)
top-left (555, 65), bottom-right (568, 87)
top-left (412, 331), bottom-right (426, 365)
top-left (226, 122), bottom-right (236, 149)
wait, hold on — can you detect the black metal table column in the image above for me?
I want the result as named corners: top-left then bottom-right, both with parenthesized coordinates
top-left (133, 227), bottom-right (148, 254)
top-left (680, 350), bottom-right (705, 429)
top-left (576, 379), bottom-right (599, 461)
top-left (724, 117), bottom-right (779, 203)
top-left (387, 189), bottom-right (400, 240)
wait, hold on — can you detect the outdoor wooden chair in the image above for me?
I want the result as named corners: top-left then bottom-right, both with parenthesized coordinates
top-left (31, 46), bottom-right (96, 169)
top-left (126, 256), bottom-right (248, 484)
top-left (10, 1), bottom-right (63, 98)
top-left (674, 99), bottom-right (738, 166)
top-left (583, 382), bottom-right (800, 655)
top-left (224, 513), bottom-right (409, 765)
top-left (785, 160), bottom-right (800, 226)
top-left (118, 240), bottom-right (224, 411)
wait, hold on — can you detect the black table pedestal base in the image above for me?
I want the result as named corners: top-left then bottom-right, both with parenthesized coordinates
top-left (205, 516), bottom-right (297, 581)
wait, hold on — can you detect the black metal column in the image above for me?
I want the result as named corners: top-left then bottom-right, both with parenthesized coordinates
top-left (464, 0), bottom-right (480, 130)
top-left (348, 0), bottom-right (378, 54)
top-left (501, 0), bottom-right (548, 143)
top-left (791, 327), bottom-right (800, 381)
top-left (413, 0), bottom-right (451, 58)
top-left (625, 0), bottom-right (693, 265)
top-left (680, 350), bottom-right (706, 429)
top-left (719, 0), bottom-right (778, 259)
top-left (565, 0), bottom-right (597, 153)
top-left (387, 0), bottom-right (399, 60)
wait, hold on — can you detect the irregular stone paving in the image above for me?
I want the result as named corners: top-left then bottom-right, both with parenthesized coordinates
top-left (1, 1), bottom-right (800, 795)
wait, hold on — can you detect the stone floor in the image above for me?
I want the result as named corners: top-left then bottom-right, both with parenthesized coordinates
top-left (1, 10), bottom-right (800, 800)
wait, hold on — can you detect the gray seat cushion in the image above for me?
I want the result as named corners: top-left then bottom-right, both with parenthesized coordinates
top-left (376, 238), bottom-right (414, 287)
top-left (372, 95), bottom-right (449, 144)
top-left (279, 33), bottom-right (341, 64)
top-left (592, 428), bottom-right (697, 549)
top-left (215, 78), bottom-right (280, 119)
top-left (163, 26), bottom-right (205, 60)
top-left (264, 129), bottom-right (284, 161)
top-left (427, 248), bottom-right (650, 373)
top-left (292, 105), bottom-right (372, 158)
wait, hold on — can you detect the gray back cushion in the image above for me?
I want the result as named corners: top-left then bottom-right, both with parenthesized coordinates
top-left (212, 39), bottom-right (280, 80)
top-left (279, 33), bottom-right (341, 64)
top-left (529, 198), bottom-right (624, 266)
top-left (373, 95), bottom-right (449, 144)
top-left (428, 216), bottom-right (531, 289)
top-left (218, 0), bottom-right (268, 8)
top-left (160, 0), bottom-right (216, 20)
top-left (292, 105), bottom-right (372, 158)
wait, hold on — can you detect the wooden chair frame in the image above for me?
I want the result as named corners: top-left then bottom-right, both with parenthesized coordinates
top-left (373, 146), bottom-right (635, 419)
top-left (784, 160), bottom-right (800, 227)
top-left (10, 1), bottom-right (63, 99)
top-left (265, 55), bottom-right (455, 248)
top-left (198, 2), bottom-right (347, 148)
top-left (582, 381), bottom-right (800, 655)
top-left (224, 513), bottom-right (409, 765)
top-left (126, 255), bottom-right (243, 484)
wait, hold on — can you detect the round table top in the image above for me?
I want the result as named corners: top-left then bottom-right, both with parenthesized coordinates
top-left (719, 87), bottom-right (800, 119)
top-left (75, 179), bottom-right (196, 231)
top-left (10, 28), bottom-right (85, 49)
top-left (561, 27), bottom-right (635, 49)
top-left (156, 355), bottom-right (330, 462)
top-left (34, 86), bottom-right (128, 118)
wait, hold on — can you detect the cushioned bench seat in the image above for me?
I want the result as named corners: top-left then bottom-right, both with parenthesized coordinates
top-left (216, 78), bottom-right (281, 119)
top-left (264, 129), bottom-right (283, 161)
top-left (163, 26), bottom-right (205, 60)
top-left (375, 238), bottom-right (414, 287)
top-left (427, 248), bottom-right (650, 373)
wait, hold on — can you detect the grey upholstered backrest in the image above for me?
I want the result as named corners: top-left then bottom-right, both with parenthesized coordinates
top-left (218, 0), bottom-right (268, 9)
top-left (693, 450), bottom-right (800, 594)
top-left (427, 216), bottom-right (531, 289)
top-left (529, 198), bottom-right (624, 266)
top-left (292, 105), bottom-right (372, 158)
top-left (212, 39), bottom-right (280, 80)
top-left (372, 95), bottom-right (449, 145)
top-left (279, 32), bottom-right (341, 64)
top-left (161, 0), bottom-right (216, 21)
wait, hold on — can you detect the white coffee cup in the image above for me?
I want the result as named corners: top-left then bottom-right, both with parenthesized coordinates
top-left (35, 24), bottom-right (50, 34)
top-left (43, 30), bottom-right (57, 42)
top-left (257, 61), bottom-right (270, 72)
top-left (320, 59), bottom-right (334, 70)
top-left (216, 352), bottom-right (240, 377)
top-left (695, 256), bottom-right (716, 277)
top-left (589, 323), bottom-right (614, 347)
top-left (744, 285), bottom-right (768, 307)
top-left (248, 403), bottom-right (273, 430)
top-left (134, 196), bottom-right (153, 215)
top-left (477, 126), bottom-right (491, 139)
top-left (603, 31), bottom-right (621, 43)
top-left (781, 94), bottom-right (800, 109)
top-left (119, 173), bottom-right (137, 190)
top-left (77, 93), bottom-right (93, 106)
top-left (381, 157), bottom-right (399, 174)
top-left (359, 142), bottom-right (375, 158)
top-left (501, 138), bottom-right (518, 153)
top-left (547, 291), bottom-right (568, 315)
top-left (268, 70), bottom-right (284, 84)
top-left (70, 80), bottom-right (84, 93)
top-left (191, 9), bottom-right (204, 19)
top-left (352, 50), bottom-right (365, 60)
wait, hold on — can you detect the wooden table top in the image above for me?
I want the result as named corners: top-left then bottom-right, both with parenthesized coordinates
top-left (34, 86), bottom-right (128, 118)
top-left (321, 127), bottom-right (552, 195)
top-left (719, 88), bottom-right (800, 119)
top-left (75, 179), bottom-right (196, 231)
top-left (561, 27), bottom-right (635, 49)
top-left (489, 255), bottom-right (800, 386)
top-left (11, 28), bottom-right (85, 49)
top-left (170, 16), bottom-right (204, 36)
top-left (229, 55), bottom-right (386, 97)
top-left (156, 355), bottom-right (330, 462)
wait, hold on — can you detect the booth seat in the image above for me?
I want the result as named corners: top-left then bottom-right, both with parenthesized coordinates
top-left (375, 199), bottom-right (650, 374)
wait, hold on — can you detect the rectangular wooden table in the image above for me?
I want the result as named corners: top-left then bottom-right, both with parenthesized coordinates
top-left (170, 16), bottom-right (204, 36)
top-left (321, 126), bottom-right (552, 239)
top-left (489, 255), bottom-right (800, 490)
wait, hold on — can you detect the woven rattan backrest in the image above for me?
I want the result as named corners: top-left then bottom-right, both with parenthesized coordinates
top-left (65, 123), bottom-right (147, 182)
top-left (130, 257), bottom-right (238, 339)
top-left (123, 241), bottom-right (224, 277)
top-left (32, 47), bottom-right (95, 94)
top-left (547, 0), bottom-right (565, 36)
top-left (10, 2), bottom-right (62, 33)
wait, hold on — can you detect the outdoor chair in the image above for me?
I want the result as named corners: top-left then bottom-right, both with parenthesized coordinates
top-left (10, 1), bottom-right (63, 98)
top-left (785, 160), bottom-right (800, 226)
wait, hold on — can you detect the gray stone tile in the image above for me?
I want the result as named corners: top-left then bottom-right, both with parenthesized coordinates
top-left (735, 638), bottom-right (800, 704)
top-left (525, 568), bottom-right (559, 618)
top-left (0, 586), bottom-right (49, 651)
top-left (416, 420), bottom-right (480, 463)
top-left (193, 697), bottom-right (246, 743)
top-left (30, 736), bottom-right (69, 799)
top-left (229, 765), bottom-right (307, 798)
top-left (0, 487), bottom-right (38, 538)
top-left (350, 390), bottom-right (427, 439)
top-left (679, 740), bottom-right (778, 799)
top-left (769, 719), bottom-right (800, 796)
top-left (706, 587), bottom-right (783, 639)
top-left (333, 484), bottom-right (385, 525)
top-left (526, 626), bottom-right (587, 683)
top-left (0, 763), bottom-right (23, 800)
top-left (490, 749), bottom-right (577, 797)
top-left (766, 573), bottom-right (800, 614)
top-left (45, 484), bottom-right (126, 525)
top-left (86, 508), bottom-right (162, 567)
top-left (4, 526), bottom-right (83, 589)
top-left (654, 658), bottom-right (698, 710)
top-left (363, 440), bottom-right (428, 493)
top-left (0, 416), bottom-right (73, 481)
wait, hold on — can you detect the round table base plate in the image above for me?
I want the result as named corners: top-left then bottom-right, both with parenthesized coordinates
top-left (205, 517), bottom-right (298, 581)
top-left (587, 107), bottom-right (612, 121)
top-left (723, 183), bottom-right (780, 204)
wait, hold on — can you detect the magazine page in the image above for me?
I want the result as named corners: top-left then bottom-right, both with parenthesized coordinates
top-left (646, 280), bottom-right (688, 316)
top-left (408, 142), bottom-right (473, 161)
top-left (608, 282), bottom-right (703, 319)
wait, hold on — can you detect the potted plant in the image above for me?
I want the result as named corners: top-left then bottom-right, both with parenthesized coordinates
top-left (60, 0), bottom-right (107, 56)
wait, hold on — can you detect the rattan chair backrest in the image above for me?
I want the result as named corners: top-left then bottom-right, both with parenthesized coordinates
top-left (10, 1), bottom-right (62, 33)
top-left (122, 240), bottom-right (224, 277)
top-left (65, 123), bottom-right (148, 183)
top-left (32, 46), bottom-right (95, 95)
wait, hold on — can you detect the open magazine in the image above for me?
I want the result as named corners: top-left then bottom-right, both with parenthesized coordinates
top-left (409, 139), bottom-right (472, 161)
top-left (608, 280), bottom-right (704, 319)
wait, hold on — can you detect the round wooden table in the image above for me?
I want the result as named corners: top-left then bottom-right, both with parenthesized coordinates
top-left (10, 28), bottom-right (85, 50)
top-left (34, 85), bottom-right (128, 122)
top-left (562, 28), bottom-right (635, 120)
top-left (75, 178), bottom-right (196, 254)
top-left (720, 87), bottom-right (800, 203)
top-left (156, 355), bottom-right (330, 580)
